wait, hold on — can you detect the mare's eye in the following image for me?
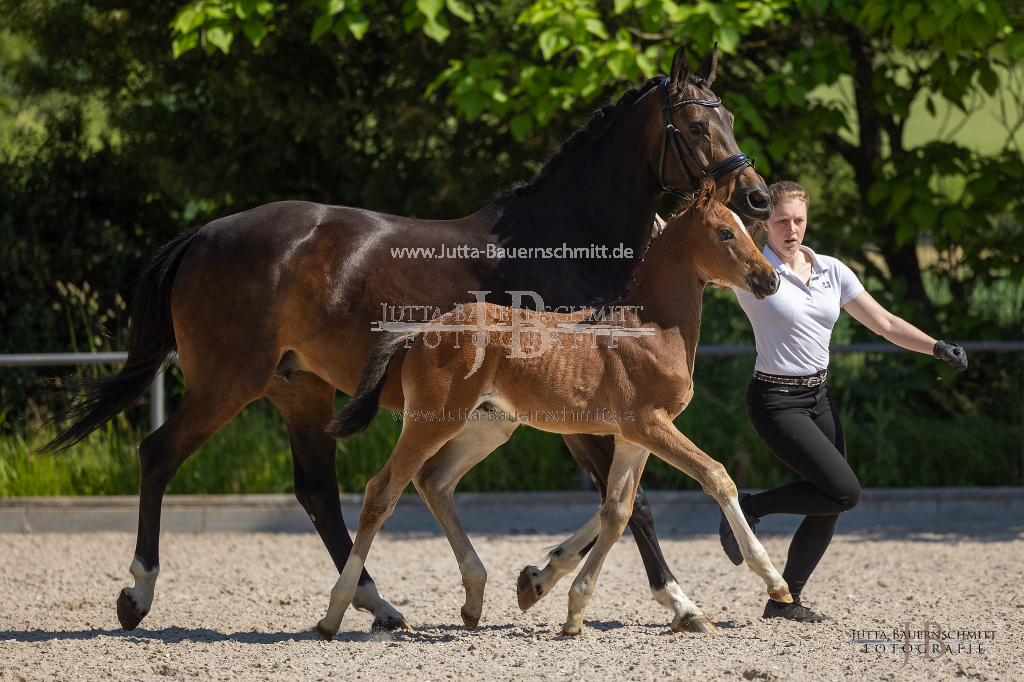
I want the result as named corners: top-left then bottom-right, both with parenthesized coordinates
top-left (719, 229), bottom-right (734, 241)
top-left (689, 125), bottom-right (702, 135)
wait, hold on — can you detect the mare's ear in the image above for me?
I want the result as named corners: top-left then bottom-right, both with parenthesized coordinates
top-left (695, 176), bottom-right (716, 215)
top-left (694, 43), bottom-right (718, 86)
top-left (669, 46), bottom-right (690, 89)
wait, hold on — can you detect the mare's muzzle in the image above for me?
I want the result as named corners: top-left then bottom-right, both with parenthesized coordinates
top-left (744, 188), bottom-right (772, 217)
top-left (731, 173), bottom-right (773, 224)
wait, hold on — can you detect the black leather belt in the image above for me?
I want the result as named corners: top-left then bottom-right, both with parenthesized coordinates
top-left (753, 369), bottom-right (827, 387)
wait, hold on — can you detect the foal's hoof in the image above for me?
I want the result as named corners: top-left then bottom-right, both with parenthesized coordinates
top-left (672, 613), bottom-right (720, 634)
top-left (315, 621), bottom-right (336, 642)
top-left (370, 616), bottom-right (413, 633)
top-left (461, 607), bottom-right (480, 631)
top-left (769, 587), bottom-right (793, 604)
top-left (516, 566), bottom-right (542, 611)
top-left (560, 623), bottom-right (582, 636)
top-left (116, 588), bottom-right (146, 631)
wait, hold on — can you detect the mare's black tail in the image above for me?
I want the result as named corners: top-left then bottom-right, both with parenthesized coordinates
top-left (327, 332), bottom-right (414, 439)
top-left (40, 228), bottom-right (200, 453)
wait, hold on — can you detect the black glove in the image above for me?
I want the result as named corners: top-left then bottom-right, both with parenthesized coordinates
top-left (933, 340), bottom-right (968, 371)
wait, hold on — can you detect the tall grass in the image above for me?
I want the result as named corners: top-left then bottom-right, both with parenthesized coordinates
top-left (0, 392), bottom-right (581, 496)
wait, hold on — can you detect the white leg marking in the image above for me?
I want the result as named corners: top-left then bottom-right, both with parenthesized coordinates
top-left (458, 549), bottom-right (488, 626)
top-left (652, 581), bottom-right (721, 632)
top-left (652, 581), bottom-right (702, 620)
top-left (720, 494), bottom-right (789, 599)
top-left (352, 581), bottom-right (405, 623)
top-left (318, 555), bottom-right (364, 637)
top-left (525, 513), bottom-right (600, 603)
top-left (415, 416), bottom-right (515, 626)
top-left (563, 441), bottom-right (648, 635)
top-left (123, 556), bottom-right (159, 615)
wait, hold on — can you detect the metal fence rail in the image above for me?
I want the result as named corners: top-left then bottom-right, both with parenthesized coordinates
top-left (694, 340), bottom-right (1024, 355)
top-left (0, 352), bottom-right (167, 432)
top-left (2, 343), bottom-right (1023, 477)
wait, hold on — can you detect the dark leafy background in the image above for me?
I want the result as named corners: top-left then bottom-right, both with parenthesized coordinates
top-left (0, 0), bottom-right (1021, 494)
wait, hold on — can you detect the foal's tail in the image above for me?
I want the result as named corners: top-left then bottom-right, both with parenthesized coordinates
top-left (40, 228), bottom-right (200, 454)
top-left (327, 332), bottom-right (414, 440)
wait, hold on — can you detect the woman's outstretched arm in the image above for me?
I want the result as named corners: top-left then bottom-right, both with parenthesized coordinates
top-left (843, 290), bottom-right (968, 370)
top-left (842, 290), bottom-right (935, 354)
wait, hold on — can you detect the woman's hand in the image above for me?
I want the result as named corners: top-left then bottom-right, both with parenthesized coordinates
top-left (933, 340), bottom-right (968, 371)
top-left (844, 293), bottom-right (968, 370)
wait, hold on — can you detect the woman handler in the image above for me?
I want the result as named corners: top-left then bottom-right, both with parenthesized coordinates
top-left (719, 181), bottom-right (968, 622)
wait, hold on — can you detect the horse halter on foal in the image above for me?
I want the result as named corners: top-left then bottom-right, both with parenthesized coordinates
top-left (657, 77), bottom-right (756, 200)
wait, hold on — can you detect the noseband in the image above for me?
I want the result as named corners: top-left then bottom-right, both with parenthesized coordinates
top-left (657, 77), bottom-right (756, 199)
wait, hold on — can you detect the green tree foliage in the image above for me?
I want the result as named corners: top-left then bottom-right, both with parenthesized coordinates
top-left (1, 1), bottom-right (1022, 491)
top-left (171, 0), bottom-right (1024, 484)
top-left (0, 0), bottom-right (580, 416)
top-left (178, 0), bottom-right (1024, 319)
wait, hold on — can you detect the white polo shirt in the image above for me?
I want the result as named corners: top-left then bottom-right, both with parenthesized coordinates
top-left (732, 245), bottom-right (865, 376)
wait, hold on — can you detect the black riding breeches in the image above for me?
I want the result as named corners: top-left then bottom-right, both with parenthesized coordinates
top-left (744, 378), bottom-right (861, 600)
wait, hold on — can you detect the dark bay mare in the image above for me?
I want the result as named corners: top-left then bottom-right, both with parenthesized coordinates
top-left (45, 45), bottom-right (772, 632)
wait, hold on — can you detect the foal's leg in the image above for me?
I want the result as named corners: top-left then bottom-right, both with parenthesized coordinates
top-left (522, 434), bottom-right (714, 632)
top-left (566, 435), bottom-right (680, 603)
top-left (266, 371), bottom-right (409, 631)
top-left (563, 440), bottom-right (649, 635)
top-left (516, 512), bottom-right (601, 611)
top-left (316, 421), bottom-right (463, 640)
top-left (118, 381), bottom-right (264, 630)
top-left (624, 415), bottom-right (792, 604)
top-left (413, 417), bottom-right (518, 629)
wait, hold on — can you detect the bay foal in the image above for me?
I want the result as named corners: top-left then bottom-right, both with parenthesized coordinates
top-left (317, 178), bottom-right (788, 639)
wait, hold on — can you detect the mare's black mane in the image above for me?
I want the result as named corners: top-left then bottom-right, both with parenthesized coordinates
top-left (495, 78), bottom-right (660, 202)
top-left (495, 73), bottom-right (712, 203)
top-left (485, 72), bottom-right (716, 310)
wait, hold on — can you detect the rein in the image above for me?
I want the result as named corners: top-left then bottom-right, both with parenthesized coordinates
top-left (657, 77), bottom-right (755, 200)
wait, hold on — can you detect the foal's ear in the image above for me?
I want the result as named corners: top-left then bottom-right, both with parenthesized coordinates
top-left (669, 46), bottom-right (690, 88)
top-left (694, 43), bottom-right (718, 86)
top-left (695, 176), bottom-right (716, 214)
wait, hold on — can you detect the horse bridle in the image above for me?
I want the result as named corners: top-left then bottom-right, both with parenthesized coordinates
top-left (657, 77), bottom-right (756, 199)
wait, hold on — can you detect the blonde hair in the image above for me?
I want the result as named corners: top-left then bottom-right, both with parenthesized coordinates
top-left (769, 180), bottom-right (810, 209)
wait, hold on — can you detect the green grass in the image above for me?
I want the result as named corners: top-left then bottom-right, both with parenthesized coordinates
top-left (3, 350), bottom-right (1020, 497)
top-left (0, 397), bottom-right (582, 497)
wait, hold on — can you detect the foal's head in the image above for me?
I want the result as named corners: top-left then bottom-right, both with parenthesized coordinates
top-left (680, 178), bottom-right (779, 300)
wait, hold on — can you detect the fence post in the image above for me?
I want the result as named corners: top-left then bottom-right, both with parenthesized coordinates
top-left (151, 367), bottom-right (165, 433)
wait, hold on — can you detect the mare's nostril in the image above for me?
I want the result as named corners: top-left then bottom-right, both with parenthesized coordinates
top-left (748, 189), bottom-right (770, 208)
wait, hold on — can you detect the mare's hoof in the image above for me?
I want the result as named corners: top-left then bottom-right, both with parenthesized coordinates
top-left (516, 567), bottom-right (541, 611)
top-left (672, 613), bottom-right (720, 634)
top-left (460, 607), bottom-right (480, 631)
top-left (315, 621), bottom-right (335, 642)
top-left (560, 624), bottom-right (582, 636)
top-left (370, 617), bottom-right (413, 632)
top-left (769, 587), bottom-right (793, 604)
top-left (116, 588), bottom-right (146, 631)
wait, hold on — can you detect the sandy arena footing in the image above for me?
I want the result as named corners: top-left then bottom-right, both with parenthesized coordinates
top-left (0, 530), bottom-right (1021, 681)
